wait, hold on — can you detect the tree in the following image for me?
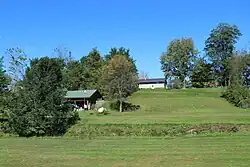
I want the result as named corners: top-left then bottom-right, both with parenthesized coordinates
top-left (62, 60), bottom-right (86, 90)
top-left (190, 58), bottom-right (213, 88)
top-left (0, 56), bottom-right (11, 132)
top-left (80, 48), bottom-right (104, 90)
top-left (53, 47), bottom-right (87, 91)
top-left (0, 56), bottom-right (9, 92)
top-left (105, 47), bottom-right (137, 73)
top-left (204, 23), bottom-right (242, 86)
top-left (160, 38), bottom-right (196, 88)
top-left (6, 47), bottom-right (28, 83)
top-left (139, 71), bottom-right (149, 79)
top-left (53, 46), bottom-right (72, 66)
top-left (221, 51), bottom-right (250, 108)
top-left (102, 55), bottom-right (138, 112)
top-left (8, 57), bottom-right (79, 136)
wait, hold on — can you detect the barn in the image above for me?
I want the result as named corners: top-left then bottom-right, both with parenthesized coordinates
top-left (138, 78), bottom-right (165, 89)
top-left (65, 89), bottom-right (103, 110)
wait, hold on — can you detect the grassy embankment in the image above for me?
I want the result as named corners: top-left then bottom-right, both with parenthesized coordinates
top-left (66, 88), bottom-right (250, 137)
top-left (2, 88), bottom-right (250, 167)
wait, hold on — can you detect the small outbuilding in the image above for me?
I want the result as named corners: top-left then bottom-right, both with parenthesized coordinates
top-left (65, 89), bottom-right (103, 110)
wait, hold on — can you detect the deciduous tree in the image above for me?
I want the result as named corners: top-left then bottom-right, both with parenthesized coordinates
top-left (221, 51), bottom-right (250, 108)
top-left (160, 38), bottom-right (196, 88)
top-left (105, 47), bottom-right (137, 73)
top-left (190, 58), bottom-right (213, 88)
top-left (139, 71), bottom-right (149, 79)
top-left (6, 47), bottom-right (28, 83)
top-left (204, 23), bottom-right (242, 86)
top-left (102, 55), bottom-right (138, 112)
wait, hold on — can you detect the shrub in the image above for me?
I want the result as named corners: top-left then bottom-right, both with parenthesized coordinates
top-left (109, 100), bottom-right (140, 112)
top-left (65, 123), bottom-right (246, 138)
top-left (221, 86), bottom-right (250, 108)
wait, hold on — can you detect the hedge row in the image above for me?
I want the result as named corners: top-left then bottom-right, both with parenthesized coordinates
top-left (65, 123), bottom-right (250, 138)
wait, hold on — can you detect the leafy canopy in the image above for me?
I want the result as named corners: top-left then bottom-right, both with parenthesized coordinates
top-left (8, 57), bottom-right (79, 137)
top-left (190, 58), bottom-right (213, 88)
top-left (105, 47), bottom-right (137, 73)
top-left (160, 38), bottom-right (196, 88)
top-left (102, 55), bottom-right (138, 112)
top-left (204, 23), bottom-right (242, 86)
top-left (80, 48), bottom-right (104, 90)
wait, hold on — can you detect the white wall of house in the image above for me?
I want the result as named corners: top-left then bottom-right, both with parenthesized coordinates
top-left (139, 83), bottom-right (165, 89)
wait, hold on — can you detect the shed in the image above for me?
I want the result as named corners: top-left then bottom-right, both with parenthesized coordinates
top-left (65, 89), bottom-right (103, 110)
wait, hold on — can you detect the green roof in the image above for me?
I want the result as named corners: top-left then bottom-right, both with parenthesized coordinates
top-left (65, 90), bottom-right (97, 99)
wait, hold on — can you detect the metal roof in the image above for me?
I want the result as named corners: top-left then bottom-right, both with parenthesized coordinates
top-left (65, 89), bottom-right (97, 99)
top-left (138, 78), bottom-right (165, 84)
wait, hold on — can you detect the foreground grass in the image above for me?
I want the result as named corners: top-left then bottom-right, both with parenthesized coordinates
top-left (1, 134), bottom-right (250, 167)
top-left (79, 88), bottom-right (250, 124)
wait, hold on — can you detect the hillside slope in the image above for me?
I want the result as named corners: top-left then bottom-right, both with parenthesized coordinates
top-left (78, 88), bottom-right (250, 124)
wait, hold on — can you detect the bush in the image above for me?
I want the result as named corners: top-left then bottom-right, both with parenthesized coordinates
top-left (221, 85), bottom-right (250, 108)
top-left (109, 100), bottom-right (140, 112)
top-left (0, 108), bottom-right (10, 133)
top-left (65, 123), bottom-right (246, 138)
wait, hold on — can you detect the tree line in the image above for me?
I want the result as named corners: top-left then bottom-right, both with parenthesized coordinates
top-left (0, 47), bottom-right (138, 136)
top-left (160, 23), bottom-right (250, 107)
top-left (1, 22), bottom-right (249, 137)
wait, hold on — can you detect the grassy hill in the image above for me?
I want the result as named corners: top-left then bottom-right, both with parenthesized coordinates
top-left (2, 88), bottom-right (250, 167)
top-left (78, 88), bottom-right (250, 124)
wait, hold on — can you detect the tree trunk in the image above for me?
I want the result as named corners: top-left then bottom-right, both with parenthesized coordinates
top-left (183, 78), bottom-right (186, 89)
top-left (119, 100), bottom-right (123, 112)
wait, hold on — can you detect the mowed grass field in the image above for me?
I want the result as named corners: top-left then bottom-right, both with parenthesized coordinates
top-left (79, 88), bottom-right (250, 124)
top-left (2, 88), bottom-right (250, 167)
top-left (1, 134), bottom-right (250, 167)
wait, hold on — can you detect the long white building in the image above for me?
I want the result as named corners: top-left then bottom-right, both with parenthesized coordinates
top-left (138, 78), bottom-right (165, 89)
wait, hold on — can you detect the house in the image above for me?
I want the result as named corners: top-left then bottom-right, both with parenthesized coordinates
top-left (65, 89), bottom-right (103, 110)
top-left (138, 78), bottom-right (165, 89)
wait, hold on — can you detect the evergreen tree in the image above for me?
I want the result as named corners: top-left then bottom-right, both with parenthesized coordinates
top-left (0, 56), bottom-right (11, 132)
top-left (80, 48), bottom-right (104, 90)
top-left (8, 57), bottom-right (79, 136)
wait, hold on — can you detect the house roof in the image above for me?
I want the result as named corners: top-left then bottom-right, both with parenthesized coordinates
top-left (65, 89), bottom-right (98, 99)
top-left (138, 78), bottom-right (165, 84)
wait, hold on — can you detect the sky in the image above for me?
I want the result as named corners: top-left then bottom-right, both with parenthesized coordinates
top-left (0, 0), bottom-right (250, 78)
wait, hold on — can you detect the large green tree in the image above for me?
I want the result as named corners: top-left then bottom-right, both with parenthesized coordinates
top-left (160, 38), bottom-right (196, 88)
top-left (204, 23), bottom-right (242, 86)
top-left (190, 58), bottom-right (213, 88)
top-left (102, 55), bottom-right (138, 112)
top-left (8, 57), bottom-right (79, 136)
top-left (0, 56), bottom-right (11, 132)
top-left (62, 60), bottom-right (86, 90)
top-left (80, 48), bottom-right (104, 90)
top-left (105, 47), bottom-right (137, 73)
top-left (0, 56), bottom-right (9, 92)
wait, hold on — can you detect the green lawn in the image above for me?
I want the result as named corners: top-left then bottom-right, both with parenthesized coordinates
top-left (2, 88), bottom-right (250, 167)
top-left (79, 88), bottom-right (250, 124)
top-left (1, 134), bottom-right (250, 167)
